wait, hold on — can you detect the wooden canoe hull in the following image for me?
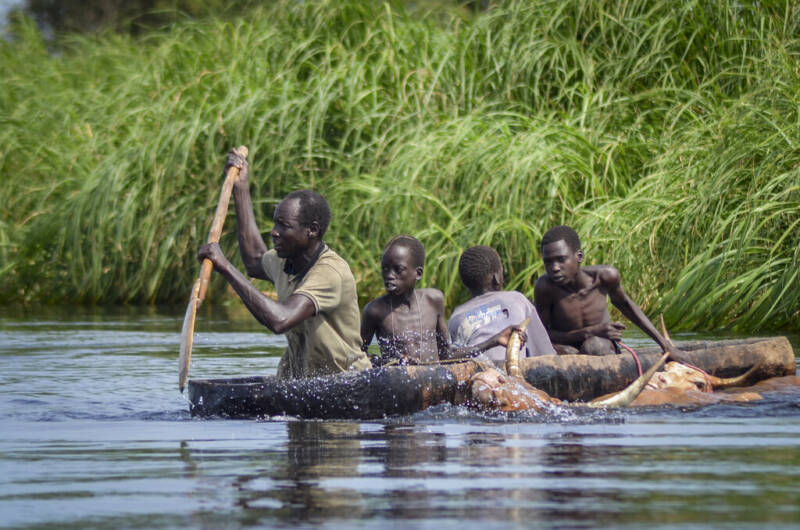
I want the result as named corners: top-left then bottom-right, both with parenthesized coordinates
top-left (520, 336), bottom-right (796, 402)
top-left (188, 365), bottom-right (459, 420)
top-left (187, 337), bottom-right (796, 419)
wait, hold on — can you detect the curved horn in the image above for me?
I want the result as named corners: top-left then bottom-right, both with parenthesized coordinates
top-left (659, 313), bottom-right (674, 347)
top-left (709, 362), bottom-right (762, 390)
top-left (505, 318), bottom-right (530, 378)
top-left (586, 352), bottom-right (669, 408)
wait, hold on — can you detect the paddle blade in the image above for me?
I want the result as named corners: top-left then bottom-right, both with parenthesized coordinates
top-left (178, 279), bottom-right (201, 392)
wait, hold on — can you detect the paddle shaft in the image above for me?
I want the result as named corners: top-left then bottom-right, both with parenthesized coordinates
top-left (179, 145), bottom-right (248, 391)
top-left (196, 147), bottom-right (246, 301)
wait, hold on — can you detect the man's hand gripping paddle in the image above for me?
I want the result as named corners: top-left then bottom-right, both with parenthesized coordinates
top-left (178, 146), bottom-right (248, 392)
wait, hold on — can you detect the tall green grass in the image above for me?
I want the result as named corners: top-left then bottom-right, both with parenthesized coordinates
top-left (1, 0), bottom-right (798, 331)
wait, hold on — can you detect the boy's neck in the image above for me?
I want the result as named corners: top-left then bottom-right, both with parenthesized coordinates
top-left (388, 287), bottom-right (417, 306)
top-left (469, 275), bottom-right (502, 298)
top-left (563, 268), bottom-right (591, 293)
top-left (469, 286), bottom-right (496, 297)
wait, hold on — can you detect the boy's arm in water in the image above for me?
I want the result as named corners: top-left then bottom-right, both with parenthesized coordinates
top-left (197, 243), bottom-right (315, 333)
top-left (605, 267), bottom-right (687, 361)
top-left (227, 149), bottom-right (270, 280)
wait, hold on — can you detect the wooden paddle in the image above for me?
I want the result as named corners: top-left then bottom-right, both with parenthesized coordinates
top-left (179, 145), bottom-right (248, 392)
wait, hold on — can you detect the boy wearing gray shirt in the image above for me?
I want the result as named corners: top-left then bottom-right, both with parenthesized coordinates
top-left (448, 246), bottom-right (555, 363)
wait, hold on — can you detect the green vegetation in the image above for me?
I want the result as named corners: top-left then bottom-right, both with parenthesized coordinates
top-left (1, 0), bottom-right (798, 331)
top-left (17, 0), bottom-right (259, 35)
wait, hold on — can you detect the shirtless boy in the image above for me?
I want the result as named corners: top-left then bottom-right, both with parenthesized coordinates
top-left (361, 236), bottom-right (517, 365)
top-left (449, 245), bottom-right (555, 364)
top-left (534, 225), bottom-right (682, 359)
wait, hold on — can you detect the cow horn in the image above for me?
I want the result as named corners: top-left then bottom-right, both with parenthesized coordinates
top-left (659, 313), bottom-right (674, 347)
top-left (586, 352), bottom-right (669, 408)
top-left (710, 362), bottom-right (762, 390)
top-left (505, 318), bottom-right (530, 378)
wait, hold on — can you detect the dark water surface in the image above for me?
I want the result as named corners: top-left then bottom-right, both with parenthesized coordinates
top-left (1, 306), bottom-right (799, 529)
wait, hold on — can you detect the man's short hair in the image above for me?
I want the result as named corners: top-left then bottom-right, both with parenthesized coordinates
top-left (459, 245), bottom-right (502, 291)
top-left (541, 225), bottom-right (581, 252)
top-left (284, 190), bottom-right (331, 237)
top-left (384, 235), bottom-right (425, 268)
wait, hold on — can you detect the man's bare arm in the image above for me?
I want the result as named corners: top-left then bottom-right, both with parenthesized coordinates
top-left (227, 151), bottom-right (269, 280)
top-left (198, 243), bottom-right (314, 333)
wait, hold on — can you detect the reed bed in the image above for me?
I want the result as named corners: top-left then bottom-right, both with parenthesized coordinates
top-left (1, 0), bottom-right (798, 331)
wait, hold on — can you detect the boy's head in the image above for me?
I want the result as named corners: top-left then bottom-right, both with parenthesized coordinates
top-left (540, 226), bottom-right (583, 286)
top-left (540, 225), bottom-right (581, 253)
top-left (459, 245), bottom-right (503, 294)
top-left (381, 235), bottom-right (425, 296)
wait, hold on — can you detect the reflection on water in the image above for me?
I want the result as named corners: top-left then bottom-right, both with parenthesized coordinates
top-left (237, 422), bottom-right (367, 522)
top-left (0, 306), bottom-right (799, 528)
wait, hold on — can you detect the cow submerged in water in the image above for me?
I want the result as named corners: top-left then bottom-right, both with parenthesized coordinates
top-left (466, 321), bottom-right (764, 412)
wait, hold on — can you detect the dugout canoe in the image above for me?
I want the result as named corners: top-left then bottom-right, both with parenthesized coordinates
top-left (187, 336), bottom-right (796, 419)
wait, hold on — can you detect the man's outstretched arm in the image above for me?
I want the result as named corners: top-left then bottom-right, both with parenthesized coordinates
top-left (198, 243), bottom-right (314, 333)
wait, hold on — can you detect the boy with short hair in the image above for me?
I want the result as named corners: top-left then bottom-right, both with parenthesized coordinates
top-left (361, 236), bottom-right (518, 365)
top-left (448, 245), bottom-right (556, 364)
top-left (533, 225), bottom-right (683, 360)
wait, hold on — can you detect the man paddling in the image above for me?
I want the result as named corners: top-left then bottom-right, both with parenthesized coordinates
top-left (197, 150), bottom-right (372, 379)
top-left (534, 225), bottom-right (686, 361)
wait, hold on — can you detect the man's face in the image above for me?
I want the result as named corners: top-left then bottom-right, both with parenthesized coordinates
top-left (542, 239), bottom-right (582, 287)
top-left (270, 198), bottom-right (309, 259)
top-left (381, 244), bottom-right (421, 296)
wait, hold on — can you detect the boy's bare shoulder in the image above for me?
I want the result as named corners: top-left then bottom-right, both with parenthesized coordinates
top-left (534, 273), bottom-right (556, 293)
top-left (363, 295), bottom-right (391, 320)
top-left (584, 265), bottom-right (621, 285)
top-left (417, 287), bottom-right (445, 305)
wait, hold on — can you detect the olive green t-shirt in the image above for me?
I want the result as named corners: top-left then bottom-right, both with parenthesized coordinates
top-left (261, 245), bottom-right (371, 379)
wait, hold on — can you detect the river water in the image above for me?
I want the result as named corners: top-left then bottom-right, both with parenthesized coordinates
top-left (1, 305), bottom-right (799, 529)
